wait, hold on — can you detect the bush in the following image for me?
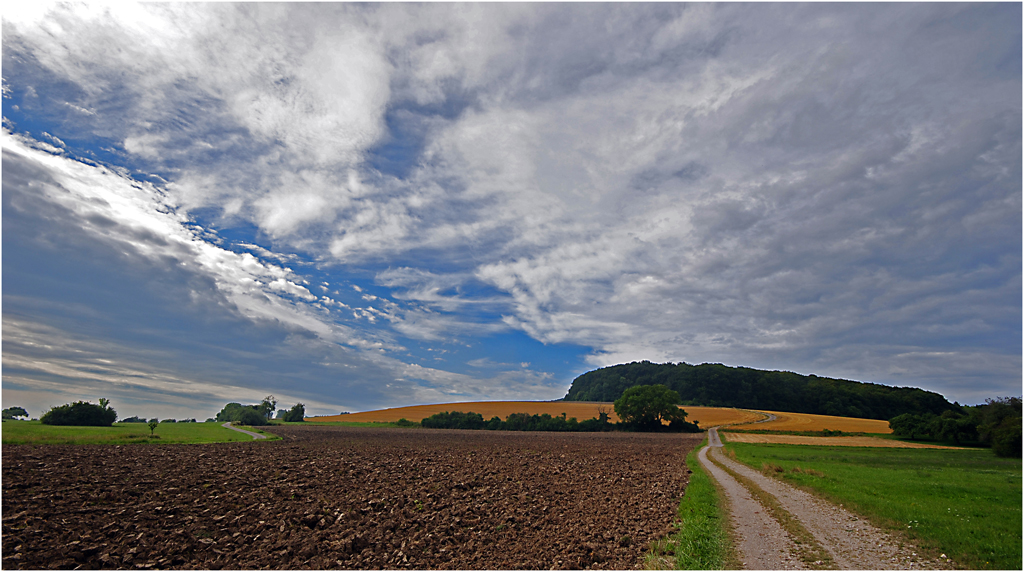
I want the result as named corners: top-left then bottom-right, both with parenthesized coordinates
top-left (215, 402), bottom-right (268, 426)
top-left (991, 418), bottom-right (1022, 458)
top-left (120, 416), bottom-right (147, 423)
top-left (421, 411), bottom-right (485, 429)
top-left (233, 407), bottom-right (268, 426)
top-left (41, 400), bottom-right (117, 427)
top-left (281, 403), bottom-right (306, 422)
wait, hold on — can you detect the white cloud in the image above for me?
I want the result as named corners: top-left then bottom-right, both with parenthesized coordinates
top-left (4, 4), bottom-right (1019, 404)
top-left (2, 131), bottom-right (385, 352)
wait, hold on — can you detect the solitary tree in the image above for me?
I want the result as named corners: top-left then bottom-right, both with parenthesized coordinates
top-left (2, 407), bottom-right (29, 420)
top-left (614, 385), bottom-right (690, 431)
top-left (148, 420), bottom-right (159, 435)
top-left (258, 395), bottom-right (277, 420)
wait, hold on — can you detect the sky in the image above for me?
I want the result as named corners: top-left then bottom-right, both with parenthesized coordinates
top-left (2, 3), bottom-right (1020, 420)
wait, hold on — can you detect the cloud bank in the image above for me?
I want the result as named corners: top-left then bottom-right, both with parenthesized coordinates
top-left (3, 3), bottom-right (1020, 417)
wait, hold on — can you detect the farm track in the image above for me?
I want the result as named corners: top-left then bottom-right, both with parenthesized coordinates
top-left (221, 422), bottom-right (267, 440)
top-left (2, 425), bottom-right (702, 570)
top-left (703, 428), bottom-right (949, 570)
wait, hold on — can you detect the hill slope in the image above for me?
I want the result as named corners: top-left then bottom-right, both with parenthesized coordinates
top-left (563, 361), bottom-right (956, 420)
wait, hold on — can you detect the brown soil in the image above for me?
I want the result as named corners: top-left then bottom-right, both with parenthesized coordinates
top-left (2, 425), bottom-right (702, 570)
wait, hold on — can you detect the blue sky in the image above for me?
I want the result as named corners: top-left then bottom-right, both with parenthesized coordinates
top-left (2, 3), bottom-right (1020, 420)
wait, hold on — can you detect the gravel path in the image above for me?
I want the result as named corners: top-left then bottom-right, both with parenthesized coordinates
top-left (702, 427), bottom-right (948, 570)
top-left (698, 441), bottom-right (807, 569)
top-left (221, 422), bottom-right (267, 440)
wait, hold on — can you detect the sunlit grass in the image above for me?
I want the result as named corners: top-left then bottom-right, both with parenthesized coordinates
top-left (647, 440), bottom-right (730, 570)
top-left (724, 441), bottom-right (1021, 570)
top-left (1, 420), bottom-right (273, 444)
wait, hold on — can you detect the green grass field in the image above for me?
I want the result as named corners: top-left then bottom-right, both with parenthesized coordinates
top-left (1, 420), bottom-right (277, 444)
top-left (723, 440), bottom-right (1022, 570)
top-left (647, 440), bottom-right (732, 570)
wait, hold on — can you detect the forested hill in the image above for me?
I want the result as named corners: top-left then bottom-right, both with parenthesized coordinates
top-left (563, 361), bottom-right (957, 420)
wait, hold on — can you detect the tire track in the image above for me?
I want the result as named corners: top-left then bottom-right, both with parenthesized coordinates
top-left (702, 427), bottom-right (947, 570)
top-left (699, 430), bottom-right (807, 569)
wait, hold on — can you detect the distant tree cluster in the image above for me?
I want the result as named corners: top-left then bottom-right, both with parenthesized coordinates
top-left (565, 361), bottom-right (958, 420)
top-left (215, 396), bottom-right (276, 426)
top-left (890, 397), bottom-right (1022, 457)
top-left (40, 398), bottom-right (117, 427)
top-left (2, 407), bottom-right (29, 420)
top-left (216, 396), bottom-right (305, 425)
top-left (421, 410), bottom-right (616, 432)
top-left (279, 403), bottom-right (306, 422)
top-left (421, 386), bottom-right (701, 433)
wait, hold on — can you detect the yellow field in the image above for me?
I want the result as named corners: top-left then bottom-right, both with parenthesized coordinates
top-left (308, 402), bottom-right (893, 435)
top-left (309, 402), bottom-right (761, 427)
top-left (722, 432), bottom-right (964, 449)
top-left (741, 410), bottom-right (892, 434)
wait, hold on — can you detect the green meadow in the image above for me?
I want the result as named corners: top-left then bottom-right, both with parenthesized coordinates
top-left (647, 440), bottom-right (732, 570)
top-left (1, 420), bottom-right (277, 445)
top-left (723, 440), bottom-right (1022, 570)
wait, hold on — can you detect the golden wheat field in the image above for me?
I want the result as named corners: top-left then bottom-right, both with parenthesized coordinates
top-left (749, 410), bottom-right (893, 433)
top-left (722, 432), bottom-right (964, 449)
top-left (309, 402), bottom-right (762, 427)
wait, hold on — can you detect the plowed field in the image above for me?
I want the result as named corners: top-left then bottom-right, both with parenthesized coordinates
top-left (311, 402), bottom-right (760, 428)
top-left (2, 425), bottom-right (703, 570)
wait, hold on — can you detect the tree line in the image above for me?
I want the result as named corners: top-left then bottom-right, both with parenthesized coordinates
top-left (564, 361), bottom-right (957, 420)
top-left (422, 385), bottom-right (701, 433)
top-left (889, 397), bottom-right (1021, 457)
top-left (13, 395), bottom-right (307, 427)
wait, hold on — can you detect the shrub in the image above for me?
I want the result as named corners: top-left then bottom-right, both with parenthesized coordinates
top-left (421, 411), bottom-right (485, 429)
top-left (233, 407), bottom-right (268, 426)
top-left (991, 418), bottom-right (1022, 458)
top-left (215, 402), bottom-right (268, 426)
top-left (281, 403), bottom-right (306, 422)
top-left (41, 400), bottom-right (117, 427)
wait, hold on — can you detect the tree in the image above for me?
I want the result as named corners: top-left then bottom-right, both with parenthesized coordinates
top-left (234, 407), bottom-right (268, 426)
top-left (281, 403), bottom-right (305, 422)
top-left (614, 385), bottom-right (690, 431)
top-left (148, 420), bottom-right (159, 435)
top-left (889, 413), bottom-right (936, 440)
top-left (2, 406), bottom-right (29, 420)
top-left (258, 395), bottom-right (277, 420)
top-left (40, 399), bottom-right (117, 426)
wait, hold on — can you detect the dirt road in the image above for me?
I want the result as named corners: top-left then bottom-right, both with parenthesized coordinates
top-left (221, 422), bottom-right (267, 440)
top-left (700, 428), bottom-right (947, 570)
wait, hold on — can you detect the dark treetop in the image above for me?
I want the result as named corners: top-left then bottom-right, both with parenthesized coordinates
top-left (564, 361), bottom-right (957, 420)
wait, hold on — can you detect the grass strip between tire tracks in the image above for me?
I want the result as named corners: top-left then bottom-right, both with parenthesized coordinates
top-left (707, 447), bottom-right (835, 569)
top-left (646, 439), bottom-right (731, 570)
